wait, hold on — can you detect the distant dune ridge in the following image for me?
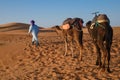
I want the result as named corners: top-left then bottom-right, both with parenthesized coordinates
top-left (0, 22), bottom-right (44, 32)
top-left (0, 22), bottom-right (120, 79)
top-left (0, 22), bottom-right (29, 31)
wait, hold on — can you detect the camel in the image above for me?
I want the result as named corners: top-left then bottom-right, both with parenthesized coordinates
top-left (86, 14), bottom-right (113, 72)
top-left (52, 18), bottom-right (84, 61)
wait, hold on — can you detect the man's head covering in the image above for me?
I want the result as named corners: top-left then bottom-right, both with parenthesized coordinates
top-left (30, 20), bottom-right (35, 24)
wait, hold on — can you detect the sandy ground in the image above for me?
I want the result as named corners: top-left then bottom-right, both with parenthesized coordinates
top-left (0, 23), bottom-right (120, 80)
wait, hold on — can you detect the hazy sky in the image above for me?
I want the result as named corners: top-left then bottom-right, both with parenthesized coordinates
top-left (0, 0), bottom-right (120, 27)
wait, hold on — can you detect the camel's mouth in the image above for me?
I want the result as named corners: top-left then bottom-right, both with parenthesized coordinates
top-left (62, 24), bottom-right (70, 30)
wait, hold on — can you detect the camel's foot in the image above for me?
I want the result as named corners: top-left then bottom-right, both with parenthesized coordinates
top-left (98, 68), bottom-right (106, 77)
top-left (100, 68), bottom-right (105, 72)
top-left (96, 61), bottom-right (99, 66)
top-left (96, 61), bottom-right (102, 67)
top-left (107, 68), bottom-right (111, 73)
top-left (79, 55), bottom-right (82, 61)
top-left (79, 58), bottom-right (82, 61)
top-left (77, 58), bottom-right (82, 62)
top-left (72, 53), bottom-right (74, 58)
top-left (98, 68), bottom-right (111, 77)
top-left (64, 52), bottom-right (67, 56)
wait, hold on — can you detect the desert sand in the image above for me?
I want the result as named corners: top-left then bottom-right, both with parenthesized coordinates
top-left (0, 23), bottom-right (120, 80)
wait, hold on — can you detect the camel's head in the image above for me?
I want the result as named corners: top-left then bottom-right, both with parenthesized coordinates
top-left (86, 21), bottom-right (92, 28)
top-left (51, 25), bottom-right (63, 35)
top-left (51, 25), bottom-right (61, 30)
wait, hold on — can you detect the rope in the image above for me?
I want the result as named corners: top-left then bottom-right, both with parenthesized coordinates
top-left (95, 22), bottom-right (105, 29)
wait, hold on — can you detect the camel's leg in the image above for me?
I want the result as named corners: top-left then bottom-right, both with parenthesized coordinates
top-left (76, 40), bottom-right (83, 61)
top-left (79, 31), bottom-right (83, 61)
top-left (64, 38), bottom-right (68, 56)
top-left (94, 42), bottom-right (102, 67)
top-left (74, 37), bottom-right (83, 61)
top-left (102, 49), bottom-right (107, 72)
top-left (106, 41), bottom-right (111, 73)
top-left (79, 46), bottom-right (83, 61)
top-left (106, 27), bottom-right (113, 73)
top-left (107, 47), bottom-right (111, 72)
top-left (69, 40), bottom-right (74, 57)
top-left (98, 41), bottom-right (107, 72)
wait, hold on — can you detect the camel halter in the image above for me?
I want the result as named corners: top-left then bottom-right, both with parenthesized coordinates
top-left (90, 19), bottom-right (109, 29)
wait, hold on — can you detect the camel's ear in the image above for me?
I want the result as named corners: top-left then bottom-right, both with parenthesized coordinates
top-left (56, 25), bottom-right (62, 30)
top-left (81, 19), bottom-right (84, 23)
top-left (86, 21), bottom-right (91, 27)
top-left (51, 25), bottom-right (58, 28)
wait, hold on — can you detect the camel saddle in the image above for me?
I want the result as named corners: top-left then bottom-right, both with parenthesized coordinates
top-left (90, 14), bottom-right (110, 29)
top-left (97, 14), bottom-right (110, 23)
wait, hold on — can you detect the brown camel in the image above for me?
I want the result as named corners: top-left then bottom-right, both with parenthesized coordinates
top-left (86, 14), bottom-right (113, 72)
top-left (52, 18), bottom-right (84, 61)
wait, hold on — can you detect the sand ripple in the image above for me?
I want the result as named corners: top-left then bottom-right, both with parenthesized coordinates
top-left (0, 28), bottom-right (120, 79)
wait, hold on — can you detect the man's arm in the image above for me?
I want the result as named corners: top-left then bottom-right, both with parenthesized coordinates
top-left (28, 25), bottom-right (32, 33)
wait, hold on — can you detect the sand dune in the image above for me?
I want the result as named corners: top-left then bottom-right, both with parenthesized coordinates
top-left (0, 22), bottom-right (44, 33)
top-left (0, 22), bottom-right (30, 32)
top-left (0, 23), bottom-right (120, 79)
